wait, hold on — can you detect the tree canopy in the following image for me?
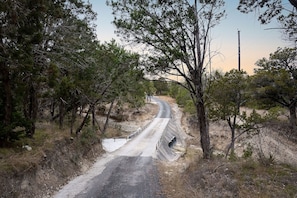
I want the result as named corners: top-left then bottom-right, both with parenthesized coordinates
top-left (251, 47), bottom-right (297, 130)
top-left (207, 69), bottom-right (264, 156)
top-left (0, 0), bottom-right (146, 145)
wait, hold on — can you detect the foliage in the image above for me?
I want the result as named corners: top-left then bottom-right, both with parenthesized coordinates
top-left (266, 106), bottom-right (286, 120)
top-left (143, 80), bottom-right (156, 96)
top-left (0, 1), bottom-right (146, 145)
top-left (251, 47), bottom-right (297, 129)
top-left (207, 70), bottom-right (247, 120)
top-left (153, 78), bottom-right (169, 95)
top-left (79, 127), bottom-right (99, 147)
top-left (242, 143), bottom-right (253, 159)
top-left (169, 83), bottom-right (196, 114)
top-left (207, 69), bottom-right (265, 156)
top-left (0, 0), bottom-right (97, 143)
top-left (238, 0), bottom-right (297, 42)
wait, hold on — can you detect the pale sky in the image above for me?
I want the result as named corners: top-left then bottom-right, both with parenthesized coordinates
top-left (89, 0), bottom-right (293, 74)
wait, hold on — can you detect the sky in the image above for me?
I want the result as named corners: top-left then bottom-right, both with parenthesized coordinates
top-left (88, 0), bottom-right (293, 75)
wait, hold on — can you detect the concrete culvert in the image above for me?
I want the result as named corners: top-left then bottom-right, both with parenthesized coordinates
top-left (168, 136), bottom-right (177, 148)
top-left (156, 119), bottom-right (186, 161)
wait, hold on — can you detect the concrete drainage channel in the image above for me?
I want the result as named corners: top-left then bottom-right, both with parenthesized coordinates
top-left (156, 118), bottom-right (185, 161)
top-left (125, 116), bottom-right (186, 161)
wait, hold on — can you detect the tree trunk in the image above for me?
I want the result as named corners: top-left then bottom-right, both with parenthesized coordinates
top-left (0, 62), bottom-right (12, 143)
top-left (196, 95), bottom-right (211, 159)
top-left (76, 104), bottom-right (93, 135)
top-left (226, 96), bottom-right (240, 157)
top-left (50, 98), bottom-right (56, 120)
top-left (59, 99), bottom-right (65, 129)
top-left (193, 0), bottom-right (211, 159)
top-left (92, 106), bottom-right (95, 128)
top-left (289, 102), bottom-right (297, 132)
top-left (23, 83), bottom-right (38, 137)
top-left (192, 66), bottom-right (211, 159)
top-left (70, 107), bottom-right (76, 134)
top-left (226, 117), bottom-right (236, 158)
top-left (1, 63), bottom-right (12, 127)
top-left (103, 99), bottom-right (115, 134)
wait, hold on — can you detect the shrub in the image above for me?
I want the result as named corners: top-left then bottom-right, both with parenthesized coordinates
top-left (242, 143), bottom-right (253, 159)
top-left (79, 127), bottom-right (99, 147)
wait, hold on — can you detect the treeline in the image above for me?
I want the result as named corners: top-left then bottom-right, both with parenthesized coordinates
top-left (154, 47), bottom-right (297, 156)
top-left (0, 0), bottom-right (149, 145)
top-left (161, 47), bottom-right (297, 131)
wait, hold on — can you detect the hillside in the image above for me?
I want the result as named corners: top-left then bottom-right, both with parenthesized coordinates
top-left (1, 96), bottom-right (297, 197)
top-left (159, 96), bottom-right (297, 198)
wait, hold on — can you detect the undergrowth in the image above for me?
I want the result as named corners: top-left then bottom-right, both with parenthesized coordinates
top-left (160, 156), bottom-right (297, 198)
top-left (0, 120), bottom-right (102, 175)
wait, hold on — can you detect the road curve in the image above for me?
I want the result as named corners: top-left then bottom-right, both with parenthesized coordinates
top-left (53, 97), bottom-right (170, 198)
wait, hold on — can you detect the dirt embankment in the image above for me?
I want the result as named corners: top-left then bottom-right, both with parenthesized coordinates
top-left (158, 96), bottom-right (297, 198)
top-left (0, 137), bottom-right (103, 198)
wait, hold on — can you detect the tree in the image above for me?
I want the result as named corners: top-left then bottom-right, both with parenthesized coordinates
top-left (238, 0), bottom-right (297, 42)
top-left (0, 0), bottom-right (97, 144)
top-left (73, 40), bottom-right (143, 134)
top-left (108, 0), bottom-right (226, 159)
top-left (207, 69), bottom-right (263, 157)
top-left (153, 77), bottom-right (169, 95)
top-left (0, 0), bottom-right (146, 145)
top-left (251, 47), bottom-right (297, 131)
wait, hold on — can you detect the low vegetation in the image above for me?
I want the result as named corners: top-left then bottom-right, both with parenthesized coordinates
top-left (0, 101), bottom-right (158, 197)
top-left (160, 157), bottom-right (297, 198)
top-left (158, 97), bottom-right (297, 198)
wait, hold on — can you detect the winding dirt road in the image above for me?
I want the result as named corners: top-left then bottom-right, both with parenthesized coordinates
top-left (53, 97), bottom-right (170, 198)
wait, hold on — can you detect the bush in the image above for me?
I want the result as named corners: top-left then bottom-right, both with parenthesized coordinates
top-left (242, 143), bottom-right (253, 159)
top-left (169, 83), bottom-right (196, 114)
top-left (79, 127), bottom-right (99, 147)
top-left (184, 100), bottom-right (196, 115)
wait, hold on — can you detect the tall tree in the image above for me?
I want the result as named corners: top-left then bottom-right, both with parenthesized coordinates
top-left (251, 47), bottom-right (297, 131)
top-left (108, 0), bottom-right (225, 159)
top-left (0, 0), bottom-right (50, 140)
top-left (207, 70), bottom-right (263, 157)
top-left (0, 0), bottom-right (97, 143)
top-left (74, 40), bottom-right (143, 135)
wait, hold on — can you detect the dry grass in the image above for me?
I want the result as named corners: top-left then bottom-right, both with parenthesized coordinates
top-left (0, 122), bottom-right (67, 175)
top-left (158, 96), bottom-right (297, 198)
top-left (0, 118), bottom-right (106, 197)
top-left (0, 101), bottom-right (158, 176)
top-left (159, 155), bottom-right (297, 198)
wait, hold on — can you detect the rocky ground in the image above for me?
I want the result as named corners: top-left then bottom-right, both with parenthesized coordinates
top-left (157, 96), bottom-right (297, 198)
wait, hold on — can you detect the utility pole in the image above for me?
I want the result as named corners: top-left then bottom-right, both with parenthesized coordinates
top-left (238, 30), bottom-right (241, 71)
